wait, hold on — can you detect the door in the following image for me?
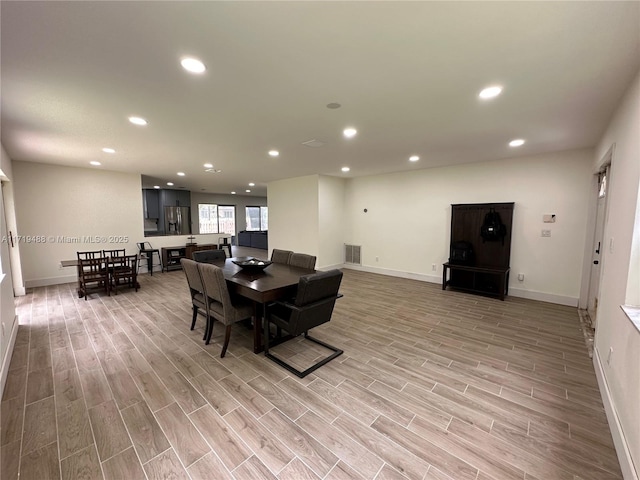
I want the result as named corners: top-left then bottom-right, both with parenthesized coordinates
top-left (587, 168), bottom-right (609, 328)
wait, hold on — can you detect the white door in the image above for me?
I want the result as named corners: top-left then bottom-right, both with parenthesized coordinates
top-left (587, 169), bottom-right (609, 328)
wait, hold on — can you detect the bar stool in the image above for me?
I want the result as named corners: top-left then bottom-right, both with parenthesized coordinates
top-left (137, 242), bottom-right (162, 275)
top-left (218, 235), bottom-right (233, 258)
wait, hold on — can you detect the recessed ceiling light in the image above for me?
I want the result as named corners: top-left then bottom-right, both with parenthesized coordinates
top-left (180, 57), bottom-right (206, 74)
top-left (327, 102), bottom-right (341, 109)
top-left (246, 189), bottom-right (251, 193)
top-left (167, 182), bottom-right (174, 186)
top-left (248, 182), bottom-right (255, 187)
top-left (177, 172), bottom-right (186, 176)
top-left (268, 150), bottom-right (279, 157)
top-left (341, 167), bottom-right (350, 172)
top-left (203, 163), bottom-right (213, 168)
top-left (153, 185), bottom-right (160, 189)
top-left (509, 139), bottom-right (525, 147)
top-left (409, 155), bottom-right (420, 162)
top-left (102, 148), bottom-right (115, 154)
top-left (343, 127), bottom-right (357, 138)
top-left (479, 86), bottom-right (503, 99)
top-left (231, 191), bottom-right (236, 195)
top-left (128, 116), bottom-right (147, 126)
top-left (90, 161), bottom-right (101, 166)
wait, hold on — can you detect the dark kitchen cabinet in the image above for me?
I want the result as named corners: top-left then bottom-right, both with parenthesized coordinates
top-left (161, 189), bottom-right (191, 207)
top-left (142, 189), bottom-right (160, 219)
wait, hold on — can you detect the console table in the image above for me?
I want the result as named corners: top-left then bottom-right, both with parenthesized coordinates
top-left (162, 244), bottom-right (218, 272)
top-left (442, 263), bottom-right (510, 301)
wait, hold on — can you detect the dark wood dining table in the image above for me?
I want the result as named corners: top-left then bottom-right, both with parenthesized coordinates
top-left (216, 257), bottom-right (316, 353)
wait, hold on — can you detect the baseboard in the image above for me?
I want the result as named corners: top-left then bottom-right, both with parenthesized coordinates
top-left (508, 287), bottom-right (578, 307)
top-left (341, 263), bottom-right (441, 284)
top-left (593, 347), bottom-right (639, 480)
top-left (0, 314), bottom-right (19, 401)
top-left (25, 274), bottom-right (77, 289)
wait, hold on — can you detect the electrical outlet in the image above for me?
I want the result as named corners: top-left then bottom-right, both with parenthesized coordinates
top-left (541, 230), bottom-right (551, 237)
top-left (607, 347), bottom-right (613, 365)
top-left (432, 264), bottom-right (436, 271)
top-left (375, 256), bottom-right (379, 262)
top-left (517, 273), bottom-right (524, 281)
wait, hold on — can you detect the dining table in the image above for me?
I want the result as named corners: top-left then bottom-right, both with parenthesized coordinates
top-left (216, 257), bottom-right (316, 353)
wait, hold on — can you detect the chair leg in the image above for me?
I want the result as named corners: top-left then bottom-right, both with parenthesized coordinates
top-left (220, 325), bottom-right (232, 358)
top-left (191, 306), bottom-right (198, 330)
top-left (204, 316), bottom-right (213, 343)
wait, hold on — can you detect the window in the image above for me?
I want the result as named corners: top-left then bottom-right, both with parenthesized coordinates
top-left (246, 206), bottom-right (268, 231)
top-left (198, 204), bottom-right (235, 235)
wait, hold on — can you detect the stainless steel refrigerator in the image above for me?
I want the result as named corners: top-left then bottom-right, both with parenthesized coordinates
top-left (164, 206), bottom-right (191, 235)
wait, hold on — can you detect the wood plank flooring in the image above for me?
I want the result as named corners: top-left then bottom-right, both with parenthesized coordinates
top-left (0, 253), bottom-right (622, 479)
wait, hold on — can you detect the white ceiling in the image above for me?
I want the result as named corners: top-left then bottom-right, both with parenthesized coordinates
top-left (2, 2), bottom-right (639, 197)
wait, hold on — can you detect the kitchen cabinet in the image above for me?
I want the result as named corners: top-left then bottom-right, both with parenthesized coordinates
top-left (161, 189), bottom-right (191, 207)
top-left (142, 189), bottom-right (160, 219)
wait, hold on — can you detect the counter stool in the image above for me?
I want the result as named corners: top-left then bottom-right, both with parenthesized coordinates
top-left (137, 242), bottom-right (162, 275)
top-left (218, 236), bottom-right (232, 258)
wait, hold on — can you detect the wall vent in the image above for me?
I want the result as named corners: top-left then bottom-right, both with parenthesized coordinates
top-left (344, 244), bottom-right (362, 265)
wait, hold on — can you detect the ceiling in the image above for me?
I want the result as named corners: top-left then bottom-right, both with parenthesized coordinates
top-left (2, 2), bottom-right (639, 198)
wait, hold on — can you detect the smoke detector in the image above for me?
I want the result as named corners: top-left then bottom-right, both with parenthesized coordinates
top-left (302, 139), bottom-right (325, 148)
top-left (205, 168), bottom-right (222, 173)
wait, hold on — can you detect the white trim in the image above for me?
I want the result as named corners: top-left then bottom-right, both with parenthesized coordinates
top-left (507, 287), bottom-right (578, 307)
top-left (341, 263), bottom-right (441, 284)
top-left (593, 348), bottom-right (639, 480)
top-left (0, 314), bottom-right (19, 401)
top-left (25, 274), bottom-right (77, 288)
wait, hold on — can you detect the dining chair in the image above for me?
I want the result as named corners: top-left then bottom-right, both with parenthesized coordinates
top-left (103, 248), bottom-right (126, 258)
top-left (192, 249), bottom-right (226, 263)
top-left (77, 250), bottom-right (103, 260)
top-left (78, 257), bottom-right (110, 300)
top-left (289, 252), bottom-right (316, 270)
top-left (181, 258), bottom-right (208, 335)
top-left (264, 269), bottom-right (343, 377)
top-left (270, 249), bottom-right (293, 264)
top-left (108, 254), bottom-right (138, 295)
top-left (198, 262), bottom-right (254, 356)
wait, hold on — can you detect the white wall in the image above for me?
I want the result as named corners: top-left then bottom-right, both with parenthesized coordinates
top-left (12, 161), bottom-right (144, 287)
top-left (318, 176), bottom-right (346, 269)
top-left (591, 70), bottom-right (640, 480)
top-left (344, 149), bottom-right (593, 305)
top-left (268, 175), bottom-right (319, 258)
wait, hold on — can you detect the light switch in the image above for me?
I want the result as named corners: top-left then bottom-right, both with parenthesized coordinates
top-left (543, 214), bottom-right (556, 223)
top-left (541, 230), bottom-right (551, 237)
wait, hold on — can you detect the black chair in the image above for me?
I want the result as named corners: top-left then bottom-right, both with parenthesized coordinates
top-left (264, 269), bottom-right (343, 377)
top-left (192, 249), bottom-right (226, 263)
top-left (137, 242), bottom-right (162, 275)
top-left (103, 249), bottom-right (126, 258)
top-left (271, 249), bottom-right (293, 264)
top-left (78, 257), bottom-right (110, 300)
top-left (289, 253), bottom-right (316, 270)
top-left (77, 250), bottom-right (103, 260)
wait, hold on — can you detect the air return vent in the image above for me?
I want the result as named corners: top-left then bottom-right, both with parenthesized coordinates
top-left (344, 244), bottom-right (361, 265)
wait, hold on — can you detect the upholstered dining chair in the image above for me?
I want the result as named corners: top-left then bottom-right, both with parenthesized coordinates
top-left (192, 249), bottom-right (226, 263)
top-left (198, 262), bottom-right (254, 357)
top-left (181, 258), bottom-right (207, 336)
top-left (264, 269), bottom-right (343, 377)
top-left (289, 252), bottom-right (316, 270)
top-left (270, 249), bottom-right (293, 264)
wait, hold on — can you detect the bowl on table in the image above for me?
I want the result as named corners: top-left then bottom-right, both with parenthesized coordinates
top-left (232, 258), bottom-right (272, 271)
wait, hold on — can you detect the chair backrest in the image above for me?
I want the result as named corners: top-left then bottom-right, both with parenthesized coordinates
top-left (109, 254), bottom-right (137, 272)
top-left (289, 253), bottom-right (316, 270)
top-left (181, 258), bottom-right (204, 296)
top-left (198, 263), bottom-right (235, 323)
top-left (103, 249), bottom-right (126, 258)
top-left (271, 249), bottom-right (293, 264)
top-left (77, 250), bottom-right (103, 260)
top-left (79, 257), bottom-right (105, 276)
top-left (192, 249), bottom-right (226, 263)
top-left (285, 269), bottom-right (343, 335)
top-left (138, 242), bottom-right (153, 251)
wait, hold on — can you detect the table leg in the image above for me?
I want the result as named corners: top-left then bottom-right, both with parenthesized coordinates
top-left (253, 303), bottom-right (264, 353)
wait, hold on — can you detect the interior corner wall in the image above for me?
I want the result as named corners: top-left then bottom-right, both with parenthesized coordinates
top-left (344, 149), bottom-right (593, 305)
top-left (12, 161), bottom-right (144, 287)
top-left (591, 70), bottom-right (640, 479)
top-left (318, 175), bottom-right (346, 269)
top-left (267, 175), bottom-right (319, 257)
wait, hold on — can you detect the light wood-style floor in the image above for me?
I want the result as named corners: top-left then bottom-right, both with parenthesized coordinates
top-left (1, 251), bottom-right (623, 480)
